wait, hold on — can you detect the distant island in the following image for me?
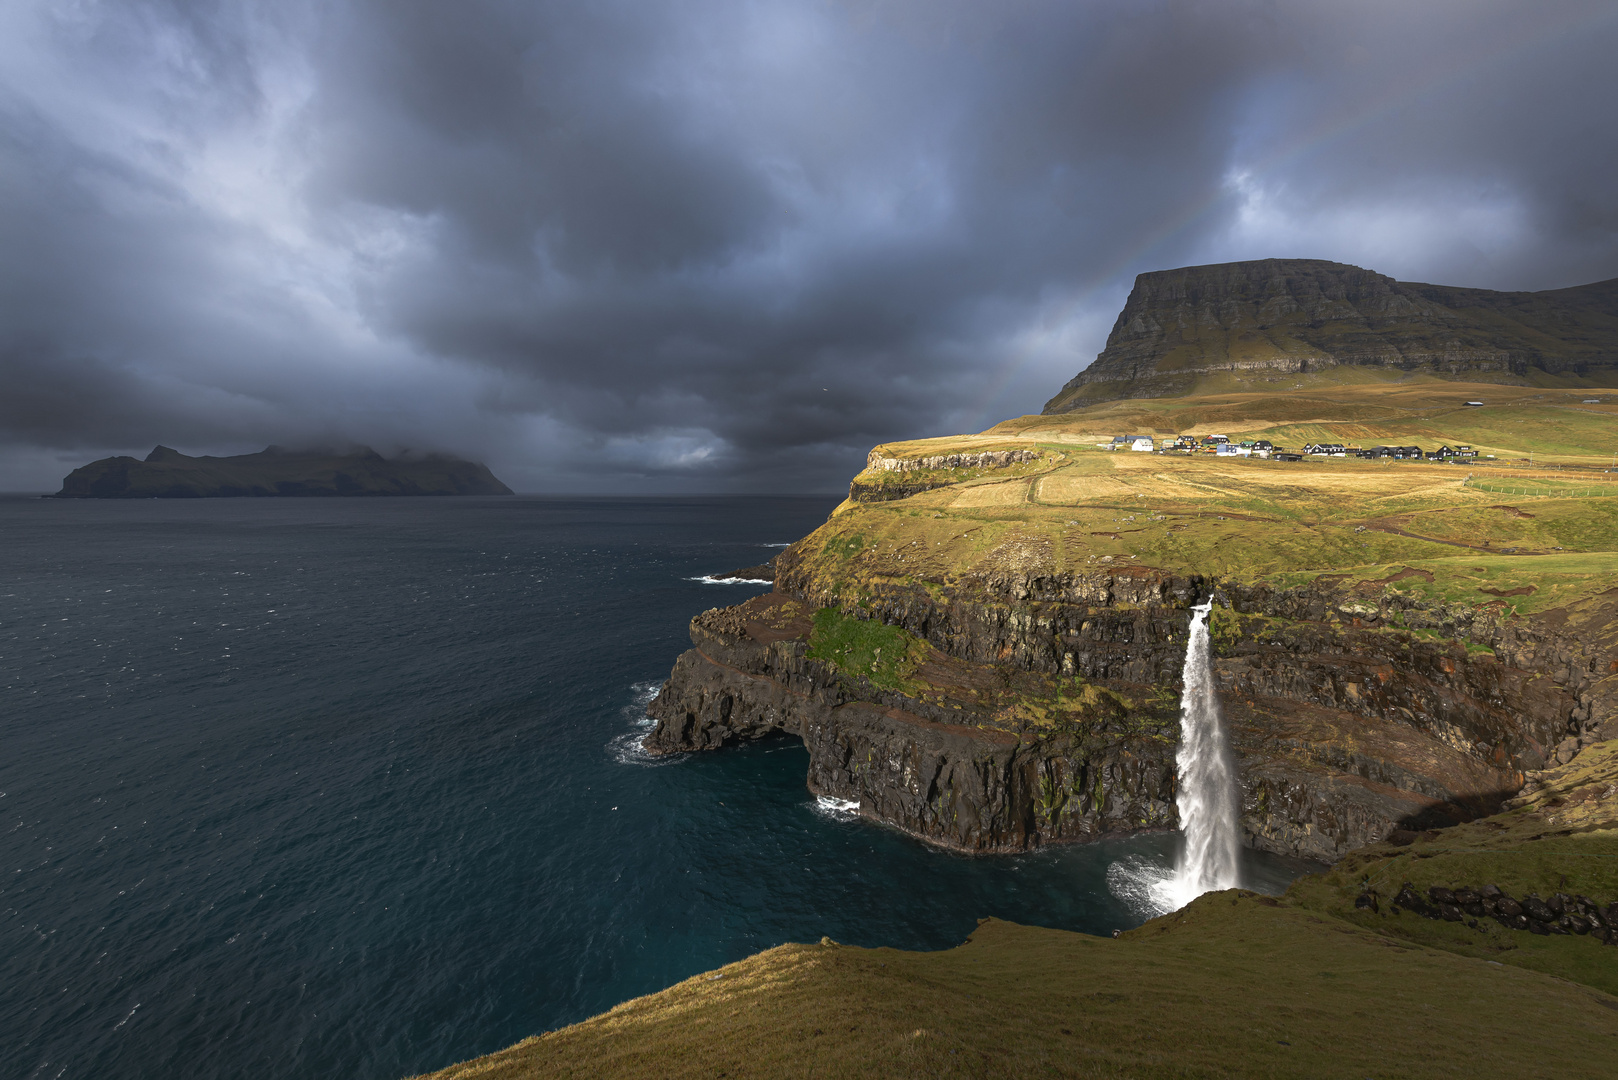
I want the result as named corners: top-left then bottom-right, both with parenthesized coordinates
top-left (51, 445), bottom-right (513, 498)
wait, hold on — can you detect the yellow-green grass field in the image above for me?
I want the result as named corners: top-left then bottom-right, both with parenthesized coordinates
top-left (989, 370), bottom-right (1618, 468)
top-left (819, 437), bottom-right (1618, 618)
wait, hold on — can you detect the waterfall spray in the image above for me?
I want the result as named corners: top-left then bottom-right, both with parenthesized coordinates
top-left (1158, 599), bottom-right (1241, 909)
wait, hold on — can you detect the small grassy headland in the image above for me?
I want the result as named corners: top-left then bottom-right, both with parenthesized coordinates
top-left (418, 748), bottom-right (1618, 1079)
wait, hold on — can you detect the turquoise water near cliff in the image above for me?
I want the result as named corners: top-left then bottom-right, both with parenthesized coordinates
top-left (0, 496), bottom-right (1314, 1079)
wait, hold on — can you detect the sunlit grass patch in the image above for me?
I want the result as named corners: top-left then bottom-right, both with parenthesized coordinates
top-left (806, 607), bottom-right (929, 691)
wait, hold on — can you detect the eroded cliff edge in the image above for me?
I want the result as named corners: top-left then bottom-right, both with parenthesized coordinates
top-left (648, 547), bottom-right (1617, 863)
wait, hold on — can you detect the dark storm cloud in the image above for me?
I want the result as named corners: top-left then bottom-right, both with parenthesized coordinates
top-left (2, 0), bottom-right (1616, 491)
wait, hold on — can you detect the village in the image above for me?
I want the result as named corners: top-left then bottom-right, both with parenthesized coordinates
top-left (1097, 433), bottom-right (1484, 462)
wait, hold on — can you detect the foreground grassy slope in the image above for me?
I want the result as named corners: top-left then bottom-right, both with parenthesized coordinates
top-left (422, 913), bottom-right (1618, 1080)
top-left (419, 744), bottom-right (1618, 1080)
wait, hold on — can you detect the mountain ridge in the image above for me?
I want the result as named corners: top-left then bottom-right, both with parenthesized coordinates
top-left (1043, 258), bottom-right (1618, 412)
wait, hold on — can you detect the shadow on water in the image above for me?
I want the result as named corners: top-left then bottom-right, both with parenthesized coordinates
top-left (653, 731), bottom-right (1322, 952)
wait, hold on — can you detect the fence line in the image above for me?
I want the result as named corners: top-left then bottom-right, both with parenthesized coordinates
top-left (1461, 464), bottom-right (1618, 483)
top-left (1462, 476), bottom-right (1618, 498)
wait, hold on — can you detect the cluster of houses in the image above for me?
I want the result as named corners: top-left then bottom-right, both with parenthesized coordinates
top-left (1353, 444), bottom-right (1479, 460)
top-left (1100, 434), bottom-right (1480, 462)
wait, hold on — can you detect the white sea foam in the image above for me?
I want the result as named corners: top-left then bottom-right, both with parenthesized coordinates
top-left (812, 795), bottom-right (861, 820)
top-left (688, 575), bottom-right (773, 585)
top-left (621, 681), bottom-right (661, 727)
top-left (608, 730), bottom-right (678, 766)
top-left (759, 542), bottom-right (792, 547)
top-left (1105, 854), bottom-right (1178, 919)
top-left (608, 682), bottom-right (682, 766)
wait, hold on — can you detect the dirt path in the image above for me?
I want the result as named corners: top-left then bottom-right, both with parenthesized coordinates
top-left (1364, 523), bottom-right (1507, 553)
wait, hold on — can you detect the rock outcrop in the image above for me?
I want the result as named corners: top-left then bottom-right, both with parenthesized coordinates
top-left (1043, 259), bottom-right (1618, 411)
top-left (865, 449), bottom-right (1039, 473)
top-left (1375, 881), bottom-right (1618, 940)
top-left (51, 445), bottom-right (513, 498)
top-left (848, 447), bottom-right (1047, 503)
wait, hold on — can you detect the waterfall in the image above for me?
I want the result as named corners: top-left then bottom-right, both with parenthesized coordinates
top-left (1156, 599), bottom-right (1241, 910)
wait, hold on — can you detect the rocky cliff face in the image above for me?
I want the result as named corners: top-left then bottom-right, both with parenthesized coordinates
top-left (646, 593), bottom-right (1179, 853)
top-left (52, 445), bottom-right (513, 498)
top-left (847, 448), bottom-right (1049, 503)
top-left (1043, 260), bottom-right (1618, 411)
top-left (647, 553), bottom-right (1614, 862)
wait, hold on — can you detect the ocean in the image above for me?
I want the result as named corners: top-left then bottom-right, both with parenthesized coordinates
top-left (0, 495), bottom-right (1312, 1079)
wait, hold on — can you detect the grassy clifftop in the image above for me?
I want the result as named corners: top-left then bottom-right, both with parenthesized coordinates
top-left (1021, 369), bottom-right (1618, 465)
top-left (817, 375), bottom-right (1618, 623)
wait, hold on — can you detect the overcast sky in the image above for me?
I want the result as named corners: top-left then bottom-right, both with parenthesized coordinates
top-left (2, 0), bottom-right (1616, 492)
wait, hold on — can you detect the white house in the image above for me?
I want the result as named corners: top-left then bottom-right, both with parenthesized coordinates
top-left (1130, 436), bottom-right (1154, 452)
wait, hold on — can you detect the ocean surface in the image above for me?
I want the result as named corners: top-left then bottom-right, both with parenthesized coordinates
top-left (0, 495), bottom-right (1316, 1079)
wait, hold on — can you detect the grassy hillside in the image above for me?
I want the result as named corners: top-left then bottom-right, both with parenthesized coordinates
top-left (811, 376), bottom-right (1618, 620)
top-left (1014, 371), bottom-right (1618, 467)
top-left (417, 741), bottom-right (1618, 1080)
top-left (1291, 739), bottom-right (1618, 995)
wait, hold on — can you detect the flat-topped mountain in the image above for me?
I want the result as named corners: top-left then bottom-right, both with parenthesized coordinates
top-left (1043, 258), bottom-right (1618, 411)
top-left (51, 445), bottom-right (513, 498)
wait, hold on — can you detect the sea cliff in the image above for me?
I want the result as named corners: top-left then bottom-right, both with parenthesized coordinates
top-left (647, 551), bottom-right (1613, 861)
